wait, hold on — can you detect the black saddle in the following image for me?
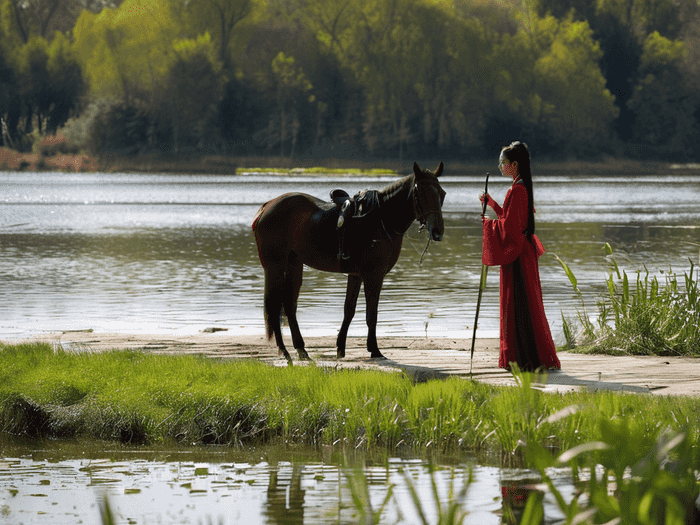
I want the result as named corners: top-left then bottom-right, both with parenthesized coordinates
top-left (329, 188), bottom-right (380, 220)
top-left (329, 188), bottom-right (381, 260)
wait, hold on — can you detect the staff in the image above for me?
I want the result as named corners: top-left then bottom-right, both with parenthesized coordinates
top-left (470, 172), bottom-right (490, 377)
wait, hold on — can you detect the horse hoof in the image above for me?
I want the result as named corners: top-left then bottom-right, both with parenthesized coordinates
top-left (297, 348), bottom-right (311, 360)
top-left (369, 350), bottom-right (385, 359)
top-left (336, 348), bottom-right (345, 359)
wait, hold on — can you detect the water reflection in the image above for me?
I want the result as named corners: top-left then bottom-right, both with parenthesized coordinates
top-left (0, 441), bottom-right (577, 525)
top-left (266, 464), bottom-right (305, 524)
top-left (0, 172), bottom-right (698, 341)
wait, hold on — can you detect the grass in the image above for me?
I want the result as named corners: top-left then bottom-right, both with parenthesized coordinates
top-left (556, 243), bottom-right (700, 356)
top-left (1, 342), bottom-right (699, 460)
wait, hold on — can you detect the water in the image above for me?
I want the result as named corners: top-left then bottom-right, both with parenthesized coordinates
top-left (0, 441), bottom-right (576, 525)
top-left (1, 171), bottom-right (699, 341)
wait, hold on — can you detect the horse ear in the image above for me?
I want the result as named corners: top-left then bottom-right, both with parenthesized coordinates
top-left (413, 162), bottom-right (421, 177)
top-left (435, 161), bottom-right (444, 178)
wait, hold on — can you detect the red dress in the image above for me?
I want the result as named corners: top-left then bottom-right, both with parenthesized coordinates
top-left (482, 182), bottom-right (561, 371)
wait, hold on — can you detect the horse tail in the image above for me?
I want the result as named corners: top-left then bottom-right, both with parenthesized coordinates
top-left (263, 303), bottom-right (276, 341)
top-left (262, 270), bottom-right (284, 341)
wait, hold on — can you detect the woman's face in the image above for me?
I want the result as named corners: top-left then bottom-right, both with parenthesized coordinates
top-left (498, 152), bottom-right (518, 179)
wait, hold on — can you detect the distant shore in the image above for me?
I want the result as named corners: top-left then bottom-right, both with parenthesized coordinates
top-left (2, 146), bottom-right (698, 176)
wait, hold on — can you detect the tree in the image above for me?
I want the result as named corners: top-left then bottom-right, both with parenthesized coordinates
top-left (0, 42), bottom-right (18, 147)
top-left (46, 32), bottom-right (85, 134)
top-left (174, 0), bottom-right (259, 69)
top-left (532, 16), bottom-right (619, 154)
top-left (489, 15), bottom-right (618, 156)
top-left (73, 0), bottom-right (177, 102)
top-left (270, 52), bottom-right (313, 157)
top-left (4, 0), bottom-right (95, 42)
top-left (627, 31), bottom-right (699, 158)
top-left (158, 33), bottom-right (223, 152)
top-left (18, 36), bottom-right (52, 134)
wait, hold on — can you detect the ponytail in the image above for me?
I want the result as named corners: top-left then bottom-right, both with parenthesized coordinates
top-left (502, 141), bottom-right (535, 238)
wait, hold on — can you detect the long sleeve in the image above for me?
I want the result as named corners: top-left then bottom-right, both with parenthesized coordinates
top-left (492, 200), bottom-right (504, 218)
top-left (482, 184), bottom-right (528, 266)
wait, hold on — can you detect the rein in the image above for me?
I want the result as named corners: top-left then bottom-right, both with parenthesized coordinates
top-left (412, 177), bottom-right (446, 265)
top-left (410, 181), bottom-right (432, 265)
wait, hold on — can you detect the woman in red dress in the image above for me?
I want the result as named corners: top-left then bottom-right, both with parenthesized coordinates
top-left (479, 141), bottom-right (561, 371)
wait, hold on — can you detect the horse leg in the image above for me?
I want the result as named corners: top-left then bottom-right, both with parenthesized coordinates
top-left (283, 257), bottom-right (310, 360)
top-left (363, 276), bottom-right (385, 359)
top-left (336, 275), bottom-right (362, 358)
top-left (264, 267), bottom-right (292, 363)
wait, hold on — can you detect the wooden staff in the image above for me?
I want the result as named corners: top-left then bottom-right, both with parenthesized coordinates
top-left (470, 172), bottom-right (490, 377)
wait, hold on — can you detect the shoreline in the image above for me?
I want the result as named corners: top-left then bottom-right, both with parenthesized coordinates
top-left (13, 332), bottom-right (700, 397)
top-left (3, 147), bottom-right (699, 176)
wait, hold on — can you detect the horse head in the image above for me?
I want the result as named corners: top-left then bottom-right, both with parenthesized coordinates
top-left (413, 161), bottom-right (446, 242)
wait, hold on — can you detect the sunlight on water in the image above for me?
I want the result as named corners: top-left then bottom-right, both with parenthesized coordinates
top-left (0, 172), bottom-right (698, 341)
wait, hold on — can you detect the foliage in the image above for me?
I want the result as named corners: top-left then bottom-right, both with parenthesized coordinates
top-left (525, 421), bottom-right (700, 524)
top-left (0, 21), bottom-right (84, 148)
top-left (3, 0), bottom-right (700, 158)
top-left (72, 1), bottom-right (178, 102)
top-left (557, 244), bottom-right (700, 356)
top-left (627, 31), bottom-right (699, 158)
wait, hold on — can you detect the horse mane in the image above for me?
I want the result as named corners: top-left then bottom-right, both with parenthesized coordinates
top-left (380, 173), bottom-right (414, 202)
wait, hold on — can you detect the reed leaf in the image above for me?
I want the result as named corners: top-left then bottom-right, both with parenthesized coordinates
top-left (554, 253), bottom-right (579, 293)
top-left (557, 246), bottom-right (700, 356)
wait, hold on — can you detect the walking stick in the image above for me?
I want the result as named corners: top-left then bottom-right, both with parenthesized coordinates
top-left (470, 172), bottom-right (490, 377)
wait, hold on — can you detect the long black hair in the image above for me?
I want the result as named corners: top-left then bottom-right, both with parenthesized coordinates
top-left (502, 141), bottom-right (535, 238)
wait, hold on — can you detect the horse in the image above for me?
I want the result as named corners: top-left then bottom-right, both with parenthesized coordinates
top-left (251, 161), bottom-right (446, 361)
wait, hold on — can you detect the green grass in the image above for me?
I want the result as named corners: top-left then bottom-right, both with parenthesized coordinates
top-left (1, 342), bottom-right (699, 460)
top-left (556, 243), bottom-right (700, 356)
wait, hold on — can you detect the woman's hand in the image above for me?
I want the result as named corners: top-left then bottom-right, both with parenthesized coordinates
top-left (479, 192), bottom-right (495, 209)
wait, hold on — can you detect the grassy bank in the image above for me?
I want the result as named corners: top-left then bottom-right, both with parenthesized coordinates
top-left (1, 342), bottom-right (699, 458)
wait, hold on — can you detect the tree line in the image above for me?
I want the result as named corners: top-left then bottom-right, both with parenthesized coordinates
top-left (1, 0), bottom-right (699, 161)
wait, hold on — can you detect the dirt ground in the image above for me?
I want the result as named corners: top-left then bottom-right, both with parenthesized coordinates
top-left (18, 331), bottom-right (700, 397)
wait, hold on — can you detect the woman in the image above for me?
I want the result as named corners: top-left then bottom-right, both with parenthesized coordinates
top-left (479, 141), bottom-right (560, 371)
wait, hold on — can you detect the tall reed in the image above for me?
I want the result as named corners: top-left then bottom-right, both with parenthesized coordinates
top-left (556, 243), bottom-right (700, 356)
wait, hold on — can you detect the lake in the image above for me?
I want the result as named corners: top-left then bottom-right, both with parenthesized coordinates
top-left (1, 170), bottom-right (698, 342)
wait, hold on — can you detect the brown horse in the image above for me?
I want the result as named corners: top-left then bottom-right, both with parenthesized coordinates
top-left (252, 162), bottom-right (446, 361)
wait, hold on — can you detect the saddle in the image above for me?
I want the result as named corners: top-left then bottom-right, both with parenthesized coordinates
top-left (329, 188), bottom-right (381, 260)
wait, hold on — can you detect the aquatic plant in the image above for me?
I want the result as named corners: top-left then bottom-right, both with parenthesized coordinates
top-left (556, 243), bottom-right (700, 356)
top-left (345, 464), bottom-right (395, 524)
top-left (524, 422), bottom-right (700, 524)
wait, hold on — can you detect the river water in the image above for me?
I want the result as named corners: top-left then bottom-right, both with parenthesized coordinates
top-left (1, 170), bottom-right (698, 342)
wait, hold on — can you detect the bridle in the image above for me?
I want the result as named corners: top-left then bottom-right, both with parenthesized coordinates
top-left (412, 175), bottom-right (446, 228)
top-left (411, 174), bottom-right (446, 264)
